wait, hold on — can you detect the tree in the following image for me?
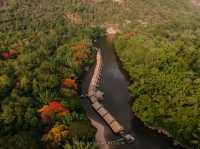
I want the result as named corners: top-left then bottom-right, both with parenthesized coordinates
top-left (42, 124), bottom-right (69, 144)
top-left (0, 74), bottom-right (12, 98)
top-left (0, 96), bottom-right (38, 131)
top-left (38, 101), bottom-right (70, 122)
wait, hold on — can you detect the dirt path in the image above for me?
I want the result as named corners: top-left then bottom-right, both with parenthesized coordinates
top-left (192, 0), bottom-right (200, 6)
top-left (89, 117), bottom-right (110, 149)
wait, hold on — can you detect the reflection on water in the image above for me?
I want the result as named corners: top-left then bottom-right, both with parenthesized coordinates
top-left (81, 36), bottom-right (184, 149)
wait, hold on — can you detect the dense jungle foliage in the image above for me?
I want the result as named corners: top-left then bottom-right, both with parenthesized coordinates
top-left (114, 0), bottom-right (200, 148)
top-left (0, 0), bottom-right (102, 148)
top-left (2, 0), bottom-right (200, 148)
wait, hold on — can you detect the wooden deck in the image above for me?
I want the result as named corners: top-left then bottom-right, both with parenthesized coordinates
top-left (87, 49), bottom-right (127, 135)
top-left (92, 101), bottom-right (124, 133)
top-left (87, 48), bottom-right (135, 143)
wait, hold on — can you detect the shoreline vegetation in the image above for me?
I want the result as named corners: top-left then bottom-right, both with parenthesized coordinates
top-left (107, 0), bottom-right (200, 148)
top-left (107, 33), bottom-right (186, 148)
top-left (114, 16), bottom-right (200, 148)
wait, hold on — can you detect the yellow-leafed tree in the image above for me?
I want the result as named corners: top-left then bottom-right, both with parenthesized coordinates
top-left (42, 124), bottom-right (69, 144)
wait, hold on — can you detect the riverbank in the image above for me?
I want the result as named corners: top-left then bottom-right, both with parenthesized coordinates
top-left (89, 117), bottom-right (110, 149)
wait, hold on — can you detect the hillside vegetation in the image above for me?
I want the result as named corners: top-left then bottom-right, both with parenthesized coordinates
top-left (114, 0), bottom-right (200, 148)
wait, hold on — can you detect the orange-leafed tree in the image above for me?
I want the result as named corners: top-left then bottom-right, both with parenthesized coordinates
top-left (62, 76), bottom-right (78, 91)
top-left (71, 40), bottom-right (91, 65)
top-left (38, 101), bottom-right (70, 122)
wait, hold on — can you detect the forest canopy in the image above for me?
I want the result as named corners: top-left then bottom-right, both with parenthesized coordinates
top-left (114, 11), bottom-right (200, 148)
top-left (1, 0), bottom-right (200, 148)
top-left (0, 0), bottom-right (100, 148)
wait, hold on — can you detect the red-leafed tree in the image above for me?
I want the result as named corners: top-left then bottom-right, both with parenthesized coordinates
top-left (38, 101), bottom-right (70, 122)
top-left (1, 50), bottom-right (16, 59)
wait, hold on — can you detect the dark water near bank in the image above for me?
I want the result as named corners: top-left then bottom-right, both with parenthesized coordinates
top-left (81, 37), bottom-right (184, 149)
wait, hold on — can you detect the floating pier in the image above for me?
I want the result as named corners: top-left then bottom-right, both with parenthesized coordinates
top-left (87, 48), bottom-right (135, 143)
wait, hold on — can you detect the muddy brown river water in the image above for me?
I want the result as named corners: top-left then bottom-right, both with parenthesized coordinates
top-left (81, 36), bottom-right (184, 149)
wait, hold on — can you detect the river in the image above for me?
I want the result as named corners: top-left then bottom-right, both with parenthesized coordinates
top-left (81, 36), bottom-right (184, 149)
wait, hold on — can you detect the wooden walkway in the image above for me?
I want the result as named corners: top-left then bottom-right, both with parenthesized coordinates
top-left (87, 48), bottom-right (135, 143)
